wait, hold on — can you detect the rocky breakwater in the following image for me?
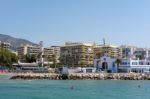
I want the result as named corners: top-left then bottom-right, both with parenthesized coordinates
top-left (68, 73), bottom-right (150, 80)
top-left (10, 73), bottom-right (150, 80)
top-left (10, 73), bottom-right (61, 80)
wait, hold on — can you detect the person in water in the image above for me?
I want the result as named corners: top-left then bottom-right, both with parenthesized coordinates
top-left (70, 85), bottom-right (74, 90)
top-left (138, 85), bottom-right (141, 88)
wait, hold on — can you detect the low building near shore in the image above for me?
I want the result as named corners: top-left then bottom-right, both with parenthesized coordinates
top-left (119, 58), bottom-right (150, 73)
top-left (94, 56), bottom-right (150, 73)
top-left (81, 67), bottom-right (96, 73)
top-left (17, 62), bottom-right (39, 70)
top-left (59, 67), bottom-right (96, 74)
top-left (94, 56), bottom-right (117, 73)
top-left (12, 62), bottom-right (48, 72)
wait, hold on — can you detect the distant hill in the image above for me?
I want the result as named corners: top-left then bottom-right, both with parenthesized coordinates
top-left (0, 34), bottom-right (37, 50)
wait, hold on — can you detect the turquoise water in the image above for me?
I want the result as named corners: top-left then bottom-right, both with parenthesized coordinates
top-left (0, 76), bottom-right (150, 99)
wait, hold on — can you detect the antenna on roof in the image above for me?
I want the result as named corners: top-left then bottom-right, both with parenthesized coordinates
top-left (103, 38), bottom-right (106, 46)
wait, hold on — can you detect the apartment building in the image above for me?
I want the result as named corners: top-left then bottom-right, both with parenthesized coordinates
top-left (0, 41), bottom-right (10, 50)
top-left (94, 44), bottom-right (122, 59)
top-left (120, 45), bottom-right (150, 60)
top-left (60, 42), bottom-right (94, 67)
top-left (17, 45), bottom-right (41, 62)
top-left (120, 45), bottom-right (137, 59)
top-left (134, 48), bottom-right (150, 60)
top-left (43, 46), bottom-right (60, 65)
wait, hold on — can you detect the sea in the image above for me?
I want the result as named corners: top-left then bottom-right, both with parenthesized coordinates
top-left (0, 75), bottom-right (150, 99)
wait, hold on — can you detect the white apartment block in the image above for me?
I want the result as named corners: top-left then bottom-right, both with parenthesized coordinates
top-left (17, 44), bottom-right (41, 62)
top-left (121, 45), bottom-right (150, 60)
top-left (120, 45), bottom-right (137, 58)
top-left (43, 46), bottom-right (60, 65)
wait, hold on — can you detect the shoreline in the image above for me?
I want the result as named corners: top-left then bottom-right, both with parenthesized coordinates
top-left (9, 73), bottom-right (150, 80)
top-left (0, 73), bottom-right (15, 76)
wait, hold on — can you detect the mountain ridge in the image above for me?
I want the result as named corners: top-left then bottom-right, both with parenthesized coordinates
top-left (0, 34), bottom-right (37, 50)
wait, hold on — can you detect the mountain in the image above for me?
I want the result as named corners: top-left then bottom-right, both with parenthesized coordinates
top-left (0, 34), bottom-right (37, 50)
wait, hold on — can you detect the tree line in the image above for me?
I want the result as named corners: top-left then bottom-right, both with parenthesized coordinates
top-left (0, 48), bottom-right (18, 68)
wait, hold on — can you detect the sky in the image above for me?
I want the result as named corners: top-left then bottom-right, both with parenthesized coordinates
top-left (0, 0), bottom-right (150, 47)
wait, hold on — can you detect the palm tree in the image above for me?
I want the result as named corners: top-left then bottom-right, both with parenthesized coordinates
top-left (24, 54), bottom-right (36, 63)
top-left (52, 54), bottom-right (57, 69)
top-left (80, 61), bottom-right (86, 67)
top-left (115, 58), bottom-right (122, 73)
top-left (47, 56), bottom-right (51, 68)
top-left (96, 52), bottom-right (102, 58)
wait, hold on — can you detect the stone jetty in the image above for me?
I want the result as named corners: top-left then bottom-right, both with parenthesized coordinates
top-left (10, 72), bottom-right (150, 80)
top-left (10, 73), bottom-right (61, 80)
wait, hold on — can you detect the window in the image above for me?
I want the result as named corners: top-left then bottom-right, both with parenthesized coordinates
top-left (132, 62), bottom-right (137, 65)
top-left (139, 62), bottom-right (144, 65)
top-left (121, 62), bottom-right (127, 65)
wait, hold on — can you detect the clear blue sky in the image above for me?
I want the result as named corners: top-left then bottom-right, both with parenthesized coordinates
top-left (0, 0), bottom-right (150, 47)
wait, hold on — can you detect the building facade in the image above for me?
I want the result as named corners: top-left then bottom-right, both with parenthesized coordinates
top-left (0, 41), bottom-right (10, 50)
top-left (17, 45), bottom-right (41, 62)
top-left (94, 56), bottom-right (117, 73)
top-left (134, 48), bottom-right (150, 60)
top-left (120, 45), bottom-right (137, 58)
top-left (119, 58), bottom-right (150, 73)
top-left (94, 56), bottom-right (150, 73)
top-left (94, 44), bottom-right (122, 59)
top-left (43, 46), bottom-right (60, 65)
top-left (17, 44), bottom-right (60, 65)
top-left (60, 42), bottom-right (94, 67)
top-left (121, 45), bottom-right (150, 60)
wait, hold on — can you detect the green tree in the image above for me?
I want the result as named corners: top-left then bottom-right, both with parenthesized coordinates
top-left (24, 54), bottom-right (37, 63)
top-left (51, 54), bottom-right (57, 68)
top-left (115, 58), bottom-right (122, 72)
top-left (48, 54), bottom-right (57, 68)
top-left (96, 52), bottom-right (102, 58)
top-left (46, 56), bottom-right (51, 67)
top-left (0, 48), bottom-right (18, 68)
top-left (80, 61), bottom-right (86, 67)
top-left (11, 53), bottom-right (18, 63)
